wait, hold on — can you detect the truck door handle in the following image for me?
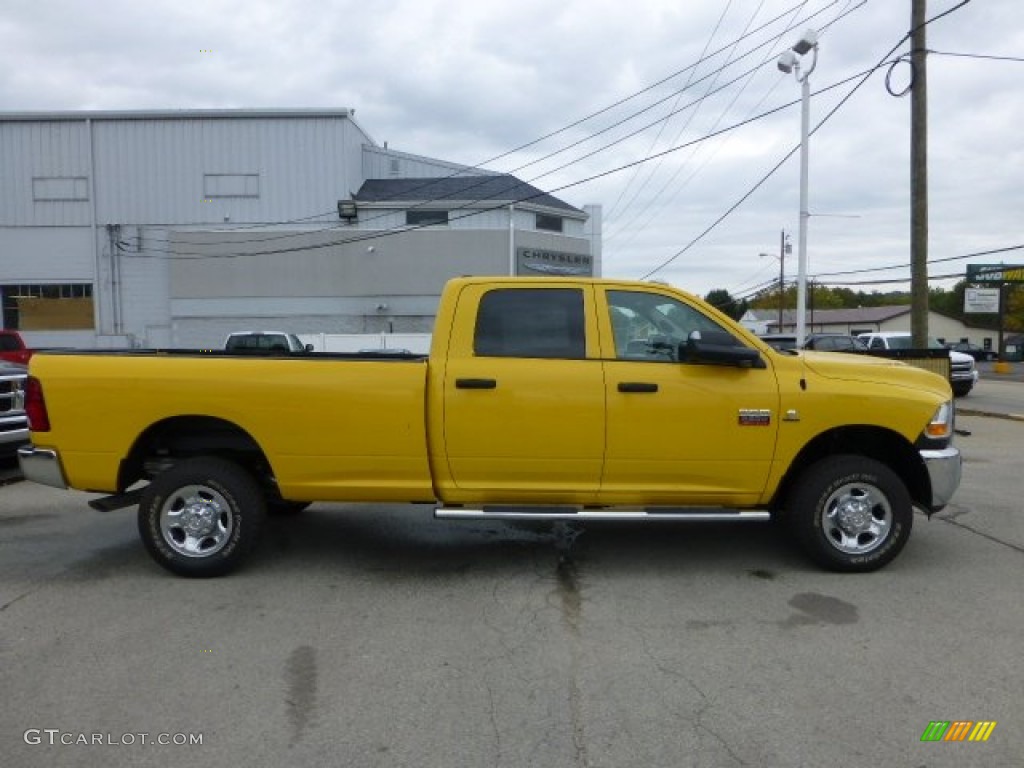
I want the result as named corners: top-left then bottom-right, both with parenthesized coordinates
top-left (618, 382), bottom-right (658, 393)
top-left (456, 378), bottom-right (497, 390)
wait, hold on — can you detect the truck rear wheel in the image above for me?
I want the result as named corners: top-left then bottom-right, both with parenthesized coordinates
top-left (138, 457), bottom-right (266, 577)
top-left (786, 455), bottom-right (912, 572)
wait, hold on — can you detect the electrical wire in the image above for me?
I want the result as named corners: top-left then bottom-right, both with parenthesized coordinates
top-left (604, 0), bottom-right (750, 221)
top-left (639, 0), bottom-right (975, 282)
top-left (927, 50), bottom-right (1024, 64)
top-left (123, 1), bottom-right (845, 257)
top-left (125, 89), bottom-right (814, 259)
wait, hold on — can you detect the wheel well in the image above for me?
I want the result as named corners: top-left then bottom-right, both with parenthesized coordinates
top-left (118, 415), bottom-right (272, 491)
top-left (773, 426), bottom-right (930, 513)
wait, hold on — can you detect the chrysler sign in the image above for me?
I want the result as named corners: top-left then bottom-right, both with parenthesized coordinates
top-left (516, 247), bottom-right (593, 277)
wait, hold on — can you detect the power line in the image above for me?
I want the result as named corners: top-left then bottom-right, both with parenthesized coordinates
top-left (638, 0), bottom-right (973, 282)
top-left (730, 244), bottom-right (1024, 296)
top-left (128, 84), bottom-right (828, 259)
top-left (604, 0), bottom-right (753, 221)
top-left (928, 50), bottom-right (1024, 64)
top-left (121, 0), bottom-right (831, 254)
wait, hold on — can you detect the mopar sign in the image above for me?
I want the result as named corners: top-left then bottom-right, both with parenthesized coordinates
top-left (516, 247), bottom-right (593, 277)
top-left (966, 264), bottom-right (1024, 283)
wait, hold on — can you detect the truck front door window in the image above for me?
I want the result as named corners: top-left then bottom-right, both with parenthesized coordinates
top-left (607, 290), bottom-right (734, 361)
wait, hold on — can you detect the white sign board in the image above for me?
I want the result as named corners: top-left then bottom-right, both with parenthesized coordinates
top-left (964, 288), bottom-right (1000, 314)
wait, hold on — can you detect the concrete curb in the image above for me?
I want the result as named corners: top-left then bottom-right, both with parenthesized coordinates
top-left (957, 408), bottom-right (1024, 423)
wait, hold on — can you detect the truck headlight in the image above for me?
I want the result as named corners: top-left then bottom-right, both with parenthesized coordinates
top-left (924, 401), bottom-right (954, 441)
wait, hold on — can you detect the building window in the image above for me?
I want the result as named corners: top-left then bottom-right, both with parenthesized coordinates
top-left (536, 214), bottom-right (563, 232)
top-left (203, 173), bottom-right (260, 198)
top-left (33, 177), bottom-right (89, 201)
top-left (1, 284), bottom-right (94, 330)
top-left (406, 210), bottom-right (449, 227)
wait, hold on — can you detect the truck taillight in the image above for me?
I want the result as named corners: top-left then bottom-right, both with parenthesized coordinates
top-left (25, 376), bottom-right (50, 432)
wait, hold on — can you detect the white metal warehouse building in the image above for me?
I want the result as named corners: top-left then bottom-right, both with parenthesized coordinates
top-left (0, 108), bottom-right (601, 349)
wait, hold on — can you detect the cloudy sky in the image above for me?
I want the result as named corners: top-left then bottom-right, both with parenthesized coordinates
top-left (2, 0), bottom-right (1020, 298)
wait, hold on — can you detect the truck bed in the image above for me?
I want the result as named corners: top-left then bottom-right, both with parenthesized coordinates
top-left (28, 351), bottom-right (435, 500)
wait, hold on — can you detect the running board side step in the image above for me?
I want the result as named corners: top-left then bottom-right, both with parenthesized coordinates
top-left (88, 489), bottom-right (143, 512)
top-left (435, 507), bottom-right (770, 522)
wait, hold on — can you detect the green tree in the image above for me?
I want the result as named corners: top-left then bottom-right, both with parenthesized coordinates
top-left (703, 289), bottom-right (747, 320)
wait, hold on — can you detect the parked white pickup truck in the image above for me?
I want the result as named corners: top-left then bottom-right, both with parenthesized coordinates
top-left (856, 332), bottom-right (978, 397)
top-left (223, 331), bottom-right (313, 353)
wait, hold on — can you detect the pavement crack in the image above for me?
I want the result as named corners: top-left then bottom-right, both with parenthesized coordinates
top-left (938, 516), bottom-right (1024, 555)
top-left (634, 628), bottom-right (748, 766)
top-left (551, 525), bottom-right (588, 768)
top-left (0, 587), bottom-right (40, 612)
top-left (485, 684), bottom-right (503, 767)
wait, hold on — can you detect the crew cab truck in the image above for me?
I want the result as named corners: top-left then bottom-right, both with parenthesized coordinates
top-left (18, 277), bottom-right (961, 577)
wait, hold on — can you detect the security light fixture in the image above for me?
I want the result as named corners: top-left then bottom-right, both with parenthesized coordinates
top-left (791, 29), bottom-right (819, 56)
top-left (337, 199), bottom-right (357, 220)
top-left (777, 50), bottom-right (798, 74)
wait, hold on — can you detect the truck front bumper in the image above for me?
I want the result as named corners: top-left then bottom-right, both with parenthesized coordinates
top-left (17, 445), bottom-right (69, 489)
top-left (920, 446), bottom-right (961, 512)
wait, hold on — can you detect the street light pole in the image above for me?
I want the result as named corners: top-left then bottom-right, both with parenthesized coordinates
top-left (778, 229), bottom-right (787, 331)
top-left (778, 30), bottom-right (819, 347)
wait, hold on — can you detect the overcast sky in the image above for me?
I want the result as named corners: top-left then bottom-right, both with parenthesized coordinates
top-left (2, 0), bottom-right (1020, 298)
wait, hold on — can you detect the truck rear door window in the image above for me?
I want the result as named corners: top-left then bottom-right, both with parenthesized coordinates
top-left (474, 288), bottom-right (585, 359)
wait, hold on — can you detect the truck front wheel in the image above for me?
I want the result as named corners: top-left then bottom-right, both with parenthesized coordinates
top-left (786, 456), bottom-right (913, 572)
top-left (138, 457), bottom-right (266, 577)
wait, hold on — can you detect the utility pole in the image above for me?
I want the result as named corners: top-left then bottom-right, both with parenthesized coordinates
top-left (910, 0), bottom-right (929, 347)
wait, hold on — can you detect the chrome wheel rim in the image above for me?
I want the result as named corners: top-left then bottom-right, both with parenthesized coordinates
top-left (159, 484), bottom-right (233, 558)
top-left (821, 482), bottom-right (892, 555)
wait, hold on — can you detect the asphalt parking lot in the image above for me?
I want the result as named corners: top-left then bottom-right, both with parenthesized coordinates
top-left (1, 410), bottom-right (1021, 768)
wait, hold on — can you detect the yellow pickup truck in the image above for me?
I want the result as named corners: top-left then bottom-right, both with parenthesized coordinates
top-left (19, 277), bottom-right (961, 577)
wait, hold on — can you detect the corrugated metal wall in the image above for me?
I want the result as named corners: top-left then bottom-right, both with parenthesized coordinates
top-left (0, 121), bottom-right (92, 226)
top-left (362, 145), bottom-right (487, 180)
top-left (0, 113), bottom-right (370, 227)
top-left (93, 116), bottom-right (366, 224)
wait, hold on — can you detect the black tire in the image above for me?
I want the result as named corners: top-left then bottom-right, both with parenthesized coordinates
top-left (952, 384), bottom-right (972, 398)
top-left (138, 457), bottom-right (266, 577)
top-left (786, 455), bottom-right (912, 572)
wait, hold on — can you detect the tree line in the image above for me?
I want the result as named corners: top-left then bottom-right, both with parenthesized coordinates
top-left (704, 280), bottom-right (1023, 332)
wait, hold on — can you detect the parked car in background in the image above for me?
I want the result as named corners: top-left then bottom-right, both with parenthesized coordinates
top-left (756, 333), bottom-right (866, 353)
top-left (857, 332), bottom-right (978, 397)
top-left (948, 341), bottom-right (997, 362)
top-left (0, 360), bottom-right (28, 456)
top-left (757, 333), bottom-right (799, 351)
top-left (224, 331), bottom-right (313, 353)
top-left (803, 333), bottom-right (867, 352)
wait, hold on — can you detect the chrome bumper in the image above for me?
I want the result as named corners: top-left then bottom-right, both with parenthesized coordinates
top-left (0, 414), bottom-right (29, 452)
top-left (17, 445), bottom-right (69, 489)
top-left (920, 446), bottom-right (962, 512)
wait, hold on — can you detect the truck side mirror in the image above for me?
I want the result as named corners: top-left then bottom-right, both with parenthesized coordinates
top-left (680, 330), bottom-right (765, 369)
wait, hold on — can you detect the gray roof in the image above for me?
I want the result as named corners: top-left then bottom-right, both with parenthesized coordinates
top-left (747, 306), bottom-right (910, 325)
top-left (0, 108), bottom-right (355, 122)
top-left (355, 175), bottom-right (583, 214)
